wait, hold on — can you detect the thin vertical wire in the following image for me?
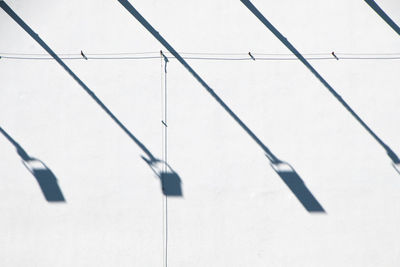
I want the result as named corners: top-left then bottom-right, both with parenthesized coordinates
top-left (164, 59), bottom-right (168, 267)
top-left (161, 53), bottom-right (168, 267)
top-left (160, 55), bottom-right (165, 267)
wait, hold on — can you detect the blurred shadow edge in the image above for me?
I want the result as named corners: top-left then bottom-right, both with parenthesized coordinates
top-left (161, 172), bottom-right (183, 197)
top-left (0, 127), bottom-right (66, 202)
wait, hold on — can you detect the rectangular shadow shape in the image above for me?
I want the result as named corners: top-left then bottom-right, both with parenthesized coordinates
top-left (276, 169), bottom-right (324, 212)
top-left (161, 172), bottom-right (182, 197)
top-left (32, 168), bottom-right (65, 202)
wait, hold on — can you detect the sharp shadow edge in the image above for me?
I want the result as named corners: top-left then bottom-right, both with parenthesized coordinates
top-left (272, 162), bottom-right (325, 212)
top-left (117, 0), bottom-right (324, 212)
top-left (0, 127), bottom-right (65, 202)
top-left (364, 0), bottom-right (400, 35)
top-left (240, 0), bottom-right (400, 168)
top-left (0, 1), bottom-right (181, 197)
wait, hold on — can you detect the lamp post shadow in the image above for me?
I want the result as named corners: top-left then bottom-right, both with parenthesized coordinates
top-left (117, 0), bottom-right (324, 212)
top-left (0, 127), bottom-right (65, 202)
top-left (0, 1), bottom-right (182, 197)
top-left (364, 0), bottom-right (400, 36)
top-left (240, 0), bottom-right (400, 174)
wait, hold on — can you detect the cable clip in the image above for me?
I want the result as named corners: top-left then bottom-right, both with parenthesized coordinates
top-left (331, 51), bottom-right (339, 60)
top-left (160, 50), bottom-right (168, 72)
top-left (248, 52), bottom-right (256, 60)
top-left (80, 50), bottom-right (88, 60)
top-left (160, 50), bottom-right (169, 63)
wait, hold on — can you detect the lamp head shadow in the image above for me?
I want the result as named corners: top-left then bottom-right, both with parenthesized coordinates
top-left (269, 157), bottom-right (325, 213)
top-left (22, 158), bottom-right (65, 202)
top-left (0, 127), bottom-right (65, 202)
top-left (141, 156), bottom-right (183, 197)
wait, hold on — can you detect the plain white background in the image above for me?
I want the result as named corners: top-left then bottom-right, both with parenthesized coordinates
top-left (1, 0), bottom-right (399, 266)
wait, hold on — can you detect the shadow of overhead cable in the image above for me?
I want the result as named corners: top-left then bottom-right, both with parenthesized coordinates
top-left (117, 0), bottom-right (324, 212)
top-left (0, 127), bottom-right (65, 202)
top-left (241, 0), bottom-right (400, 173)
top-left (364, 0), bottom-right (400, 35)
top-left (0, 1), bottom-right (181, 197)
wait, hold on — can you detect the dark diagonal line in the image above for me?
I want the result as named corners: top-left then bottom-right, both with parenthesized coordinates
top-left (241, 0), bottom-right (400, 165)
top-left (0, 1), bottom-right (157, 162)
top-left (365, 0), bottom-right (400, 35)
top-left (117, 0), bottom-right (279, 163)
top-left (117, 0), bottom-right (325, 212)
top-left (0, 127), bottom-right (30, 160)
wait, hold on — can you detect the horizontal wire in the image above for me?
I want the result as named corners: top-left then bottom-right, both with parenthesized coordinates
top-left (1, 51), bottom-right (400, 56)
top-left (0, 51), bottom-right (158, 56)
top-left (0, 56), bottom-right (161, 60)
top-left (1, 55), bottom-right (400, 61)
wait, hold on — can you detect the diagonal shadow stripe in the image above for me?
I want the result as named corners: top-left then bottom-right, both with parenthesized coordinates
top-left (364, 0), bottom-right (400, 36)
top-left (0, 1), bottom-right (182, 196)
top-left (241, 0), bottom-right (400, 172)
top-left (117, 0), bottom-right (325, 212)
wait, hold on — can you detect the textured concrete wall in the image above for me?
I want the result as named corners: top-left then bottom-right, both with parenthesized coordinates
top-left (1, 0), bottom-right (399, 266)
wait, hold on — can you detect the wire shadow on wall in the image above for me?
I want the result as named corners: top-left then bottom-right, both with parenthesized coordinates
top-left (0, 127), bottom-right (65, 202)
top-left (117, 0), bottom-right (325, 212)
top-left (0, 1), bottom-right (181, 197)
top-left (241, 0), bottom-right (400, 174)
top-left (364, 0), bottom-right (400, 36)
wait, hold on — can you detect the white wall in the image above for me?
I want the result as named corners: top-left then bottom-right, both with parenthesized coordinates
top-left (1, 0), bottom-right (400, 266)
